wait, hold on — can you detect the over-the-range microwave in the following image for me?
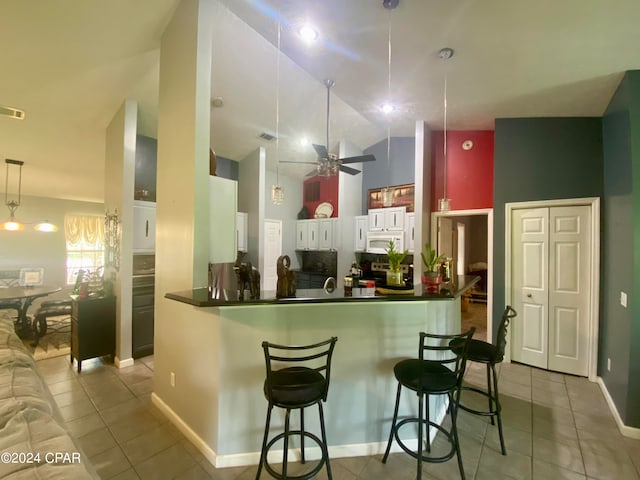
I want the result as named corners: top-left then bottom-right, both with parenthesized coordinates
top-left (366, 231), bottom-right (405, 254)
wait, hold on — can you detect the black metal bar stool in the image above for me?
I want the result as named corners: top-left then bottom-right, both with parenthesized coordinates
top-left (256, 337), bottom-right (338, 480)
top-left (382, 327), bottom-right (475, 480)
top-left (451, 305), bottom-right (517, 455)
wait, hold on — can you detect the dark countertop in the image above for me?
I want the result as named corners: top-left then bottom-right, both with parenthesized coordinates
top-left (165, 275), bottom-right (480, 307)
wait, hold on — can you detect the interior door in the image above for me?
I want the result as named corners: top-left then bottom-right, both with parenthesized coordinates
top-left (511, 205), bottom-right (591, 376)
top-left (262, 220), bottom-right (282, 291)
top-left (512, 208), bottom-right (549, 369)
top-left (548, 206), bottom-right (590, 376)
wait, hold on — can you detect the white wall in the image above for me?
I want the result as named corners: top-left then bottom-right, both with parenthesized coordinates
top-left (238, 147), bottom-right (265, 272)
top-left (337, 139), bottom-right (364, 278)
top-left (105, 99), bottom-right (137, 366)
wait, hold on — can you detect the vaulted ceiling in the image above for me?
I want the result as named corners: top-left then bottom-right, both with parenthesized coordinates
top-left (1, 0), bottom-right (639, 202)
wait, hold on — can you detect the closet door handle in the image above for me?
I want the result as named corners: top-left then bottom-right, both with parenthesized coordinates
top-left (145, 220), bottom-right (149, 237)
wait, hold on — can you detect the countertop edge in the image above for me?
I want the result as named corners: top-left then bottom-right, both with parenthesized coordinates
top-left (165, 275), bottom-right (480, 308)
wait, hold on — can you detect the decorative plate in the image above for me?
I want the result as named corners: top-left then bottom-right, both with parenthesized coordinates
top-left (314, 202), bottom-right (333, 218)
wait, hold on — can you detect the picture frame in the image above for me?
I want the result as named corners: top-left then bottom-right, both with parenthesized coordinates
top-left (19, 267), bottom-right (44, 287)
top-left (367, 183), bottom-right (415, 212)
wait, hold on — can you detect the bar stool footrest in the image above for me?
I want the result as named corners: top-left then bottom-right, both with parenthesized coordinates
top-left (264, 430), bottom-right (326, 480)
top-left (458, 385), bottom-right (500, 417)
top-left (393, 417), bottom-right (456, 464)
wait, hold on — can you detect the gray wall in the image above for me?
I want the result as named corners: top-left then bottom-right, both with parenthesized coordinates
top-left (215, 155), bottom-right (239, 181)
top-left (361, 136), bottom-right (415, 214)
top-left (601, 70), bottom-right (640, 427)
top-left (493, 117), bottom-right (604, 338)
top-left (135, 135), bottom-right (157, 200)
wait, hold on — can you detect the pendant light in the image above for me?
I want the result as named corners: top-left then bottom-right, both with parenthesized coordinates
top-left (1, 159), bottom-right (25, 231)
top-left (1, 159), bottom-right (58, 232)
top-left (438, 47), bottom-right (454, 212)
top-left (270, 21), bottom-right (284, 205)
top-left (381, 0), bottom-right (396, 207)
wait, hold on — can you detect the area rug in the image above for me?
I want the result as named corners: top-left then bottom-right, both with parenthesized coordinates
top-left (0, 312), bottom-right (72, 361)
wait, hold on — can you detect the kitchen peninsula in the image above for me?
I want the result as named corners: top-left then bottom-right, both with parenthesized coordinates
top-left (154, 277), bottom-right (479, 469)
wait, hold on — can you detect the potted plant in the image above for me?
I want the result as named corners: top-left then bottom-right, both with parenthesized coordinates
top-left (385, 240), bottom-right (408, 287)
top-left (420, 243), bottom-right (445, 286)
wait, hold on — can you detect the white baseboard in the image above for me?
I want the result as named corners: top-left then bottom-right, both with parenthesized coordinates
top-left (597, 377), bottom-right (640, 439)
top-left (115, 357), bottom-right (134, 368)
top-left (150, 392), bottom-right (450, 469)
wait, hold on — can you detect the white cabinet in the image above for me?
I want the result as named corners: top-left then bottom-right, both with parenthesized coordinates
top-left (354, 215), bottom-right (368, 252)
top-left (296, 220), bottom-right (319, 250)
top-left (133, 201), bottom-right (156, 253)
top-left (368, 206), bottom-right (406, 232)
top-left (368, 209), bottom-right (385, 231)
top-left (236, 212), bottom-right (248, 253)
top-left (319, 219), bottom-right (333, 250)
top-left (296, 219), bottom-right (337, 251)
top-left (405, 213), bottom-right (416, 253)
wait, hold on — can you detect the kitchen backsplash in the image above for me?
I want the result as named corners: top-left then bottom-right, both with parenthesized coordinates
top-left (301, 251), bottom-right (337, 275)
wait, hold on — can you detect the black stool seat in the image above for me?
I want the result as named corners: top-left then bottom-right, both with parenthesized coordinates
top-left (257, 337), bottom-right (337, 480)
top-left (266, 367), bottom-right (326, 407)
top-left (451, 306), bottom-right (517, 456)
top-left (383, 328), bottom-right (475, 480)
top-left (394, 359), bottom-right (458, 394)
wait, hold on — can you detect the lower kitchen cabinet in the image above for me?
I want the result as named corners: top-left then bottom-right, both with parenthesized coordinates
top-left (132, 292), bottom-right (154, 358)
top-left (70, 296), bottom-right (116, 373)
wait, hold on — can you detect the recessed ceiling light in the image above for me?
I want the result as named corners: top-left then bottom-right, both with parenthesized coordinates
top-left (298, 24), bottom-right (319, 43)
top-left (380, 103), bottom-right (395, 114)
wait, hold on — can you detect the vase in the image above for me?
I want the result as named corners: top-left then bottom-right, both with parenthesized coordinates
top-left (421, 272), bottom-right (442, 289)
top-left (386, 271), bottom-right (403, 287)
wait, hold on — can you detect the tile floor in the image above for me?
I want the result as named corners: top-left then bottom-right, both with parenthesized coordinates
top-left (38, 354), bottom-right (640, 480)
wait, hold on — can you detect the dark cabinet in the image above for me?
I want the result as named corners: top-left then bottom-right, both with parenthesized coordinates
top-left (70, 296), bottom-right (116, 372)
top-left (132, 292), bottom-right (154, 358)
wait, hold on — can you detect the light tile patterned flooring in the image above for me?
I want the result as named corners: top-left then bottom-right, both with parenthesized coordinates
top-left (38, 354), bottom-right (640, 479)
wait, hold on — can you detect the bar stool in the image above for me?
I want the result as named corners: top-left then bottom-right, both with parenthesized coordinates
top-left (382, 327), bottom-right (475, 480)
top-left (256, 337), bottom-right (338, 480)
top-left (451, 305), bottom-right (517, 455)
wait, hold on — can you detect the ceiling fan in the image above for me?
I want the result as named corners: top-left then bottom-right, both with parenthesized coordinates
top-left (310, 79), bottom-right (376, 176)
top-left (280, 79), bottom-right (376, 177)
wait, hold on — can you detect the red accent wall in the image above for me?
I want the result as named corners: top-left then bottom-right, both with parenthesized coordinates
top-left (430, 130), bottom-right (494, 211)
top-left (302, 175), bottom-right (339, 218)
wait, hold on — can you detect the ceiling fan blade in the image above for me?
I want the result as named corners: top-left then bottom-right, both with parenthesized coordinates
top-left (340, 154), bottom-right (376, 164)
top-left (339, 165), bottom-right (361, 175)
top-left (305, 168), bottom-right (319, 177)
top-left (312, 144), bottom-right (329, 159)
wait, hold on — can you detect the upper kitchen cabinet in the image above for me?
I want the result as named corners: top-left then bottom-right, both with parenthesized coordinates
top-left (354, 215), bottom-right (368, 252)
top-left (405, 213), bottom-right (415, 253)
top-left (133, 200), bottom-right (156, 253)
top-left (135, 135), bottom-right (157, 202)
top-left (368, 206), bottom-right (406, 232)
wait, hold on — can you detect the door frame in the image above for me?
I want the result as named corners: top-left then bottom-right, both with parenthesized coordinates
top-left (505, 197), bottom-right (600, 380)
top-left (431, 208), bottom-right (493, 344)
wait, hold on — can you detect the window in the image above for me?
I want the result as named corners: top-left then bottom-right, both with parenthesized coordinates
top-left (64, 214), bottom-right (105, 285)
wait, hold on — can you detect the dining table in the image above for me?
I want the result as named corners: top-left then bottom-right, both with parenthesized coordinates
top-left (0, 285), bottom-right (63, 339)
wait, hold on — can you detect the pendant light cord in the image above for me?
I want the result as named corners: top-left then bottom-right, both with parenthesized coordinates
top-left (275, 21), bottom-right (281, 185)
top-left (443, 72), bottom-right (447, 200)
top-left (386, 8), bottom-right (392, 189)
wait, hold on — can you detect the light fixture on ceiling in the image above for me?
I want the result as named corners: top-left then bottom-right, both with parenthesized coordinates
top-left (298, 24), bottom-right (319, 43)
top-left (271, 21), bottom-right (284, 205)
top-left (438, 47), bottom-right (454, 213)
top-left (1, 159), bottom-right (57, 232)
top-left (0, 105), bottom-right (25, 120)
top-left (2, 159), bottom-right (25, 231)
top-left (381, 0), bottom-right (398, 207)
